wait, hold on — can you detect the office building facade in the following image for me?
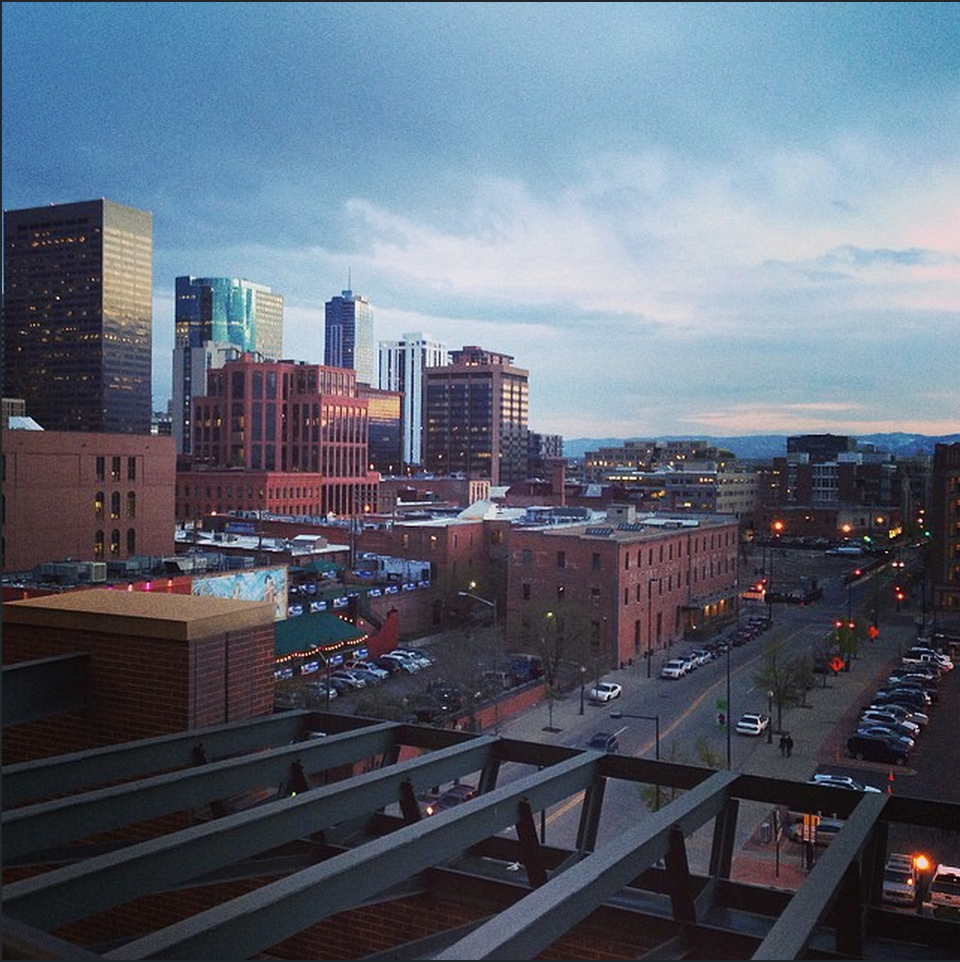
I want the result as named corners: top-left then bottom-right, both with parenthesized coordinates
top-left (172, 275), bottom-right (284, 455)
top-left (180, 354), bottom-right (378, 519)
top-left (423, 346), bottom-right (529, 486)
top-left (379, 332), bottom-right (449, 468)
top-left (324, 288), bottom-right (375, 386)
top-left (3, 199), bottom-right (153, 434)
top-left (2, 427), bottom-right (176, 573)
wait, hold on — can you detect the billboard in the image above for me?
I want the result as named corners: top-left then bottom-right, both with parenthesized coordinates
top-left (192, 567), bottom-right (288, 620)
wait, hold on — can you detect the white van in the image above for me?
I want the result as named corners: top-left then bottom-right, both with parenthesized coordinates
top-left (926, 863), bottom-right (960, 918)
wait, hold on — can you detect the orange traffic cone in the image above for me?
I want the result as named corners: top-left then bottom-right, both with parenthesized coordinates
top-left (887, 770), bottom-right (895, 794)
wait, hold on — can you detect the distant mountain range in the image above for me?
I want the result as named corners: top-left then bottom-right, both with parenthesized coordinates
top-left (561, 433), bottom-right (960, 461)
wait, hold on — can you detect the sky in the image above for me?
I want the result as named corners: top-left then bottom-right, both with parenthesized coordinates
top-left (3, 2), bottom-right (959, 441)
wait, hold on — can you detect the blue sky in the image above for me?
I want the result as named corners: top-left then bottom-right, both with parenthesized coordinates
top-left (3, 2), bottom-right (958, 440)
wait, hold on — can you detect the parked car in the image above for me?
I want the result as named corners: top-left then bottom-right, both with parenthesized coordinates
top-left (330, 669), bottom-right (367, 690)
top-left (808, 773), bottom-right (882, 794)
top-left (423, 783), bottom-right (477, 816)
top-left (735, 712), bottom-right (770, 736)
top-left (585, 731), bottom-right (621, 753)
top-left (690, 649), bottom-right (714, 666)
top-left (680, 653), bottom-right (698, 672)
top-left (378, 653), bottom-right (419, 674)
top-left (345, 659), bottom-right (389, 681)
top-left (854, 725), bottom-right (914, 751)
top-left (588, 681), bottom-right (623, 703)
top-left (882, 853), bottom-right (919, 907)
top-left (304, 680), bottom-right (338, 703)
top-left (391, 647), bottom-right (433, 669)
top-left (859, 710), bottom-right (920, 738)
top-left (873, 687), bottom-right (931, 709)
top-left (926, 863), bottom-right (960, 918)
top-left (865, 703), bottom-right (928, 728)
top-left (847, 732), bottom-right (909, 765)
top-left (660, 659), bottom-right (687, 680)
top-left (886, 675), bottom-right (939, 703)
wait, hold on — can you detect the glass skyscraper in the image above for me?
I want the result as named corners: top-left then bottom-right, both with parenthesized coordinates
top-left (324, 288), bottom-right (375, 386)
top-left (172, 276), bottom-right (284, 454)
top-left (3, 199), bottom-right (153, 434)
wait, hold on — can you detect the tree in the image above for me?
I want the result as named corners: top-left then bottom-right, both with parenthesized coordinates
top-left (752, 640), bottom-right (806, 733)
top-left (832, 619), bottom-right (863, 670)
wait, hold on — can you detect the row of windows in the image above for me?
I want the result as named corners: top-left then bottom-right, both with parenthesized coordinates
top-left (93, 491), bottom-right (136, 519)
top-left (94, 455), bottom-right (136, 482)
top-left (92, 528), bottom-right (136, 559)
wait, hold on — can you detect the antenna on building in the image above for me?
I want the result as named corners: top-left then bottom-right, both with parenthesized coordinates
top-left (347, 267), bottom-right (352, 292)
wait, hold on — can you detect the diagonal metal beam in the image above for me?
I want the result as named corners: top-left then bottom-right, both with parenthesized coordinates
top-left (752, 791), bottom-right (888, 960)
top-left (2, 710), bottom-right (326, 808)
top-left (88, 754), bottom-right (606, 960)
top-left (2, 722), bottom-right (407, 861)
top-left (431, 769), bottom-right (738, 960)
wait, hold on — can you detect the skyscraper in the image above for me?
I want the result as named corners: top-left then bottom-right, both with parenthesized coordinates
top-left (3, 199), bottom-right (153, 434)
top-left (172, 276), bottom-right (284, 454)
top-left (423, 346), bottom-right (529, 486)
top-left (379, 332), bottom-right (449, 468)
top-left (324, 288), bottom-right (374, 386)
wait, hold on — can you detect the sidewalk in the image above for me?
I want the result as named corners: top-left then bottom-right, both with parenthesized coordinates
top-left (711, 616), bottom-right (913, 889)
top-left (493, 611), bottom-right (917, 890)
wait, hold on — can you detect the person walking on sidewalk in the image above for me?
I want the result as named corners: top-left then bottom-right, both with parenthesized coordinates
top-left (786, 734), bottom-right (794, 757)
top-left (779, 734), bottom-right (787, 756)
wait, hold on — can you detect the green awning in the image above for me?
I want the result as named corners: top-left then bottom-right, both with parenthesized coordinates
top-left (274, 611), bottom-right (366, 658)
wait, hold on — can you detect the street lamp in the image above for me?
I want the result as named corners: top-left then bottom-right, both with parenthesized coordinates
top-left (611, 710), bottom-right (661, 809)
top-left (767, 690), bottom-right (774, 744)
top-left (579, 665), bottom-right (587, 715)
top-left (646, 577), bottom-right (661, 678)
top-left (458, 586), bottom-right (498, 648)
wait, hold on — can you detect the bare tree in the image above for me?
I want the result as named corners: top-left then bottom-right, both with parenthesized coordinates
top-left (753, 640), bottom-right (807, 734)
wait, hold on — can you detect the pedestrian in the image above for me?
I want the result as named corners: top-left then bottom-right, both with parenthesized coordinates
top-left (779, 734), bottom-right (787, 756)
top-left (786, 734), bottom-right (794, 757)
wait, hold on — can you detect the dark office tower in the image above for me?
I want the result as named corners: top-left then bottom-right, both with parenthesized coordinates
top-left (172, 276), bottom-right (284, 455)
top-left (3, 199), bottom-right (153, 434)
top-left (324, 288), bottom-right (375, 386)
top-left (423, 345), bottom-right (529, 487)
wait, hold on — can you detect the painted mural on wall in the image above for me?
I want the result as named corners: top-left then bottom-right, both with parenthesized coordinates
top-left (192, 567), bottom-right (288, 621)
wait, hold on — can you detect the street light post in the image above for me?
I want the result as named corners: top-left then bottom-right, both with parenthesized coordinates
top-left (611, 711), bottom-right (661, 809)
top-left (725, 643), bottom-right (732, 768)
top-left (579, 665), bottom-right (586, 715)
top-left (646, 577), bottom-right (661, 678)
top-left (767, 690), bottom-right (774, 744)
top-left (459, 586), bottom-right (500, 732)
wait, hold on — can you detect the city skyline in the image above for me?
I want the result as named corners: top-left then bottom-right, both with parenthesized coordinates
top-left (3, 2), bottom-right (958, 440)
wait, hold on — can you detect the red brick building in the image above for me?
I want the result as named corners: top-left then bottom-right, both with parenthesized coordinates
top-left (507, 507), bottom-right (740, 670)
top-left (2, 589), bottom-right (275, 762)
top-left (1, 427), bottom-right (176, 573)
top-left (179, 354), bottom-right (379, 521)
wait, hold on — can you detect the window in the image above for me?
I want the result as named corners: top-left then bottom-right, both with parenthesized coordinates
top-left (591, 587), bottom-right (600, 607)
top-left (94, 530), bottom-right (104, 561)
top-left (522, 583), bottom-right (531, 600)
top-left (112, 457), bottom-right (121, 482)
top-left (127, 457), bottom-right (136, 481)
top-left (110, 529), bottom-right (120, 557)
top-left (592, 552), bottom-right (601, 571)
top-left (111, 492), bottom-right (121, 519)
top-left (126, 528), bottom-right (136, 554)
top-left (557, 584), bottom-right (566, 601)
top-left (522, 549), bottom-right (531, 567)
top-left (557, 551), bottom-right (566, 569)
top-left (95, 456), bottom-right (105, 482)
top-left (95, 491), bottom-right (105, 519)
top-left (126, 492), bottom-right (136, 518)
